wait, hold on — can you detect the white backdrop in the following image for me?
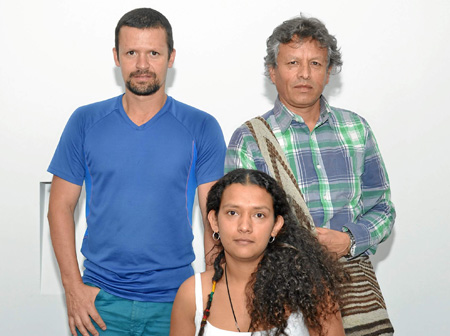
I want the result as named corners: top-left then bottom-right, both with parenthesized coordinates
top-left (0, 0), bottom-right (449, 334)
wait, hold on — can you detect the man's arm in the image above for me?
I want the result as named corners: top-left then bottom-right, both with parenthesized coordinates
top-left (48, 176), bottom-right (106, 336)
top-left (342, 195), bottom-right (395, 257)
top-left (319, 123), bottom-right (395, 258)
top-left (197, 181), bottom-right (217, 270)
top-left (342, 124), bottom-right (396, 257)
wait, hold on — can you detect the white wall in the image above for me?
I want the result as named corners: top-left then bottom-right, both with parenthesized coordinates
top-left (1, 0), bottom-right (449, 334)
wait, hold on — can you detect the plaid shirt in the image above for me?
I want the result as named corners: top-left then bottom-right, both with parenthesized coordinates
top-left (225, 96), bottom-right (395, 256)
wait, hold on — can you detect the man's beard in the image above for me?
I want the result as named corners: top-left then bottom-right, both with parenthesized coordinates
top-left (126, 70), bottom-right (161, 96)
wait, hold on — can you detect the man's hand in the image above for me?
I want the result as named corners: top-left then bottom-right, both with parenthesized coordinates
top-left (65, 283), bottom-right (106, 336)
top-left (316, 227), bottom-right (351, 258)
top-left (47, 176), bottom-right (105, 335)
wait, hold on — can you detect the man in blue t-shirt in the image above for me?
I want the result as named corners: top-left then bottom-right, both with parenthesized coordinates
top-left (47, 8), bottom-right (226, 336)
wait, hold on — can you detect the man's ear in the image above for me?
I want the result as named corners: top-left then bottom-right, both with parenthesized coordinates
top-left (271, 215), bottom-right (284, 237)
top-left (113, 47), bottom-right (120, 67)
top-left (208, 210), bottom-right (219, 233)
top-left (269, 66), bottom-right (277, 84)
top-left (168, 48), bottom-right (176, 68)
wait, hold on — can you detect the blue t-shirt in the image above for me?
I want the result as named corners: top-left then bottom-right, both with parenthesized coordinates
top-left (48, 95), bottom-right (226, 302)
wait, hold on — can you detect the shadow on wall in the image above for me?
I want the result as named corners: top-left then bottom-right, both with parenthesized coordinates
top-left (324, 72), bottom-right (342, 99)
top-left (371, 227), bottom-right (396, 272)
top-left (263, 77), bottom-right (277, 103)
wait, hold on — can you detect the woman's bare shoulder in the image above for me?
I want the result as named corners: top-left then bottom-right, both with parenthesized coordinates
top-left (176, 270), bottom-right (215, 300)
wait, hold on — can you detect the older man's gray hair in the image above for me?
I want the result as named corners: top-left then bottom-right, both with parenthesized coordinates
top-left (264, 15), bottom-right (343, 78)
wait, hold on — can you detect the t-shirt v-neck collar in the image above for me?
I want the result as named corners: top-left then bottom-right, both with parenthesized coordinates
top-left (117, 94), bottom-right (171, 130)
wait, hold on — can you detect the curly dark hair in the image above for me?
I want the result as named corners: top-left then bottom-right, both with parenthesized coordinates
top-left (202, 169), bottom-right (346, 336)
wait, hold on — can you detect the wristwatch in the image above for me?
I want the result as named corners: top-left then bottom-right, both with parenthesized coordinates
top-left (344, 231), bottom-right (356, 258)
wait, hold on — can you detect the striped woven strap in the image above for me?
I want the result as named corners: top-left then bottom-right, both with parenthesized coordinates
top-left (245, 117), bottom-right (315, 233)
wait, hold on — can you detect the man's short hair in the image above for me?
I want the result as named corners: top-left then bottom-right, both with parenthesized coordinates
top-left (115, 8), bottom-right (174, 59)
top-left (264, 15), bottom-right (342, 77)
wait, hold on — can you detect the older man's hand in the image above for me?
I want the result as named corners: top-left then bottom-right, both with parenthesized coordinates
top-left (315, 227), bottom-right (351, 258)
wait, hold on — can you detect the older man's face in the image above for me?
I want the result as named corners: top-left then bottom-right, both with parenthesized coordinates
top-left (269, 37), bottom-right (330, 116)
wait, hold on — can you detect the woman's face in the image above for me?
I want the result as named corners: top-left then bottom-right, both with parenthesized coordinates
top-left (208, 183), bottom-right (284, 263)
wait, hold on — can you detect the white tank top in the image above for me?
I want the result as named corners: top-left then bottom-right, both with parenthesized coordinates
top-left (194, 273), bottom-right (310, 336)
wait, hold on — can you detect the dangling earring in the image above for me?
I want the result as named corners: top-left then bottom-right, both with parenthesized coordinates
top-left (212, 231), bottom-right (220, 241)
top-left (268, 236), bottom-right (275, 244)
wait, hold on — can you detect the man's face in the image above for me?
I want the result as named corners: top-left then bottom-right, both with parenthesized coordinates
top-left (114, 26), bottom-right (175, 96)
top-left (269, 37), bottom-right (330, 115)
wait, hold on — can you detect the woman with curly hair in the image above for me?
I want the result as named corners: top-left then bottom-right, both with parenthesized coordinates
top-left (170, 169), bottom-right (345, 336)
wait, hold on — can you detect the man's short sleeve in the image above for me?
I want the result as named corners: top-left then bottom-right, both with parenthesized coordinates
top-left (48, 109), bottom-right (86, 186)
top-left (195, 116), bottom-right (226, 185)
top-left (225, 124), bottom-right (260, 173)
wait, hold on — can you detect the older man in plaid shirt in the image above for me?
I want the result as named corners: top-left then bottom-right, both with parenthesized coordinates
top-left (225, 15), bottom-right (395, 335)
top-left (226, 16), bottom-right (394, 262)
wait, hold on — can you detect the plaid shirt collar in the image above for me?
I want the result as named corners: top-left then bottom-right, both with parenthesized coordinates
top-left (273, 95), bottom-right (334, 132)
